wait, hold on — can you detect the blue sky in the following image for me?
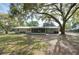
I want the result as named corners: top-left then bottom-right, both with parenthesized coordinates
top-left (0, 3), bottom-right (10, 14)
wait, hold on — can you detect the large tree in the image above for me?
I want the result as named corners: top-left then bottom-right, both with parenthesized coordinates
top-left (9, 3), bottom-right (79, 34)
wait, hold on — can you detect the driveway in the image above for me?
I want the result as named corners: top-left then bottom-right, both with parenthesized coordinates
top-left (66, 32), bottom-right (79, 36)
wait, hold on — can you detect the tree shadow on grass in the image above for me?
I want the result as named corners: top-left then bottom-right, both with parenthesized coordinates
top-left (47, 35), bottom-right (79, 55)
top-left (0, 34), bottom-right (48, 55)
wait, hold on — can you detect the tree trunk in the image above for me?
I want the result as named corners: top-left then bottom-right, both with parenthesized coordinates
top-left (60, 22), bottom-right (65, 35)
top-left (5, 30), bottom-right (8, 34)
top-left (60, 27), bottom-right (65, 34)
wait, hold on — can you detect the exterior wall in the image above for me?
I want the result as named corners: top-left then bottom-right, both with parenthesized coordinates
top-left (13, 27), bottom-right (59, 34)
top-left (15, 28), bottom-right (31, 33)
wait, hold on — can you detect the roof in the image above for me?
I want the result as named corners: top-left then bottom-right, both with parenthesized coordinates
top-left (43, 22), bottom-right (55, 27)
top-left (13, 26), bottom-right (59, 29)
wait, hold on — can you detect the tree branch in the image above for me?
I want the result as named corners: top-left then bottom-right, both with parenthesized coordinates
top-left (65, 7), bottom-right (79, 22)
top-left (60, 3), bottom-right (64, 19)
top-left (64, 3), bottom-right (77, 19)
top-left (36, 11), bottom-right (62, 27)
top-left (54, 4), bottom-right (64, 18)
top-left (60, 3), bottom-right (62, 11)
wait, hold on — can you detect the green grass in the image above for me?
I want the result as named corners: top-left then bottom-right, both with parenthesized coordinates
top-left (0, 34), bottom-right (48, 55)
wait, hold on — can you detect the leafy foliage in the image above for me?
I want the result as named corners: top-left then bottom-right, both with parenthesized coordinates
top-left (9, 3), bottom-right (79, 34)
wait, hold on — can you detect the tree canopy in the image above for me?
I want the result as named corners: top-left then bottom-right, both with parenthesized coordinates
top-left (9, 3), bottom-right (79, 34)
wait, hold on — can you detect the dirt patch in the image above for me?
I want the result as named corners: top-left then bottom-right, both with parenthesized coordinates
top-left (28, 34), bottom-right (79, 55)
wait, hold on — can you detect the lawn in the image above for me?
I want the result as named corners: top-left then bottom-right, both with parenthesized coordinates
top-left (0, 34), bottom-right (48, 55)
top-left (0, 33), bottom-right (79, 55)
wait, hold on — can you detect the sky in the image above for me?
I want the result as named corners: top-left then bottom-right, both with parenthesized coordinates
top-left (0, 3), bottom-right (10, 14)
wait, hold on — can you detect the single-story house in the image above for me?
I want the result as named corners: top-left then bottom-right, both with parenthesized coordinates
top-left (12, 22), bottom-right (59, 34)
